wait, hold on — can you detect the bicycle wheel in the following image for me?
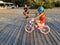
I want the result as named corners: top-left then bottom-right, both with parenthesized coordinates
top-left (40, 25), bottom-right (50, 34)
top-left (25, 24), bottom-right (34, 33)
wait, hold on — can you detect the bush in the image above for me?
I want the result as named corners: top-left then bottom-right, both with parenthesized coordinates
top-left (29, 3), bottom-right (54, 9)
top-left (55, 1), bottom-right (60, 7)
top-left (29, 4), bottom-right (40, 9)
top-left (44, 3), bottom-right (54, 9)
top-left (29, 0), bottom-right (55, 9)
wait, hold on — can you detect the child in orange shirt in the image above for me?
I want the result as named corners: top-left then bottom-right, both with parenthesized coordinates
top-left (33, 6), bottom-right (45, 28)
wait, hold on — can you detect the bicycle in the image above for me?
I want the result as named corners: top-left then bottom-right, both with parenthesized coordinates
top-left (25, 18), bottom-right (50, 34)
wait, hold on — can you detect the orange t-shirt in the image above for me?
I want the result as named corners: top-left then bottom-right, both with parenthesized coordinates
top-left (39, 12), bottom-right (45, 23)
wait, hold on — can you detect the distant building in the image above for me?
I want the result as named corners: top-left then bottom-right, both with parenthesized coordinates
top-left (0, 1), bottom-right (14, 9)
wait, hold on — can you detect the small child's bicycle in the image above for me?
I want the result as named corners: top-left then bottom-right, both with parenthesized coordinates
top-left (25, 18), bottom-right (50, 34)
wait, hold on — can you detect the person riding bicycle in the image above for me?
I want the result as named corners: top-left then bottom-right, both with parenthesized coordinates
top-left (33, 6), bottom-right (45, 28)
top-left (23, 4), bottom-right (29, 19)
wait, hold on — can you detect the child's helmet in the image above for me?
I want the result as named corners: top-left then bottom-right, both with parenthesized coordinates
top-left (38, 6), bottom-right (44, 11)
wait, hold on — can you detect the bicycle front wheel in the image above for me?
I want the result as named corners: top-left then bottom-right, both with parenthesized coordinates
top-left (40, 25), bottom-right (50, 34)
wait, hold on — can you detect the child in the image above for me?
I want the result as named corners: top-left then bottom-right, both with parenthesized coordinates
top-left (23, 4), bottom-right (29, 19)
top-left (33, 6), bottom-right (45, 28)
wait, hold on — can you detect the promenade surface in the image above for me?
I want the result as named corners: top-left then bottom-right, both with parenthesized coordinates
top-left (0, 8), bottom-right (60, 45)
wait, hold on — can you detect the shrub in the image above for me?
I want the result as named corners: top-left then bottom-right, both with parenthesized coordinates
top-left (30, 3), bottom-right (54, 9)
top-left (55, 1), bottom-right (60, 7)
top-left (44, 3), bottom-right (54, 9)
top-left (29, 4), bottom-right (40, 9)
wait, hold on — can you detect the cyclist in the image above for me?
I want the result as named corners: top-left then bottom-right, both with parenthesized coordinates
top-left (33, 6), bottom-right (45, 28)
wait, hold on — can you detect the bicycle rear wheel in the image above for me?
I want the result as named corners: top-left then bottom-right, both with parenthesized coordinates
top-left (25, 24), bottom-right (34, 33)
